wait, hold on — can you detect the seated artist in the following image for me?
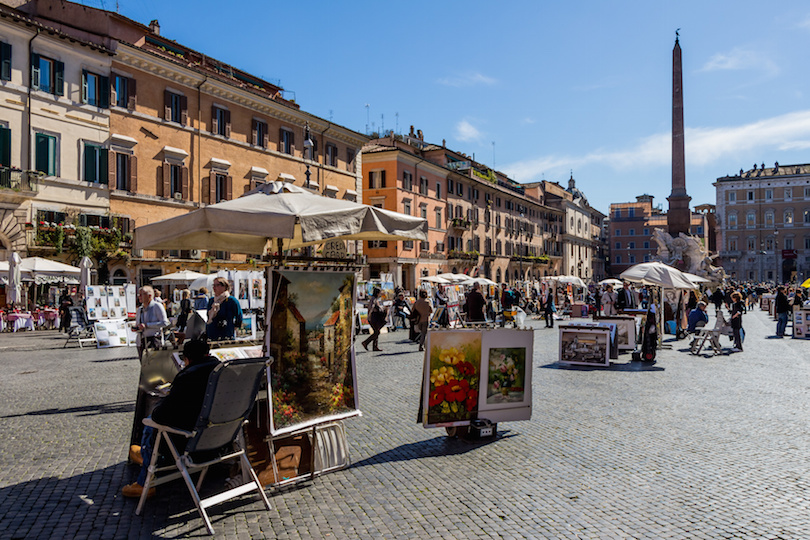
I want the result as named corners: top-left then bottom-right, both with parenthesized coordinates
top-left (686, 301), bottom-right (709, 333)
top-left (123, 336), bottom-right (220, 499)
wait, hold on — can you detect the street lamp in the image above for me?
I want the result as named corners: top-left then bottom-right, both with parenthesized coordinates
top-left (303, 122), bottom-right (314, 185)
top-left (774, 228), bottom-right (779, 285)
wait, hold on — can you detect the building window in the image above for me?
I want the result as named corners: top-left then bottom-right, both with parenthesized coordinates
top-left (615, 229), bottom-right (621, 236)
top-left (762, 188), bottom-right (773, 201)
top-left (31, 54), bottom-right (64, 96)
top-left (766, 238), bottom-right (774, 250)
top-left (163, 162), bottom-right (188, 199)
top-left (643, 228), bottom-right (649, 236)
top-left (112, 74), bottom-right (136, 108)
top-left (447, 178), bottom-right (454, 194)
top-left (696, 226), bottom-right (704, 234)
top-left (325, 143), bottom-right (338, 167)
top-left (420, 176), bottom-right (429, 195)
top-left (615, 255), bottom-right (622, 264)
top-left (628, 228), bottom-right (635, 236)
top-left (628, 208), bottom-right (635, 217)
top-left (34, 132), bottom-right (57, 176)
top-left (746, 212), bottom-right (756, 228)
top-left (214, 173), bottom-right (229, 202)
top-left (728, 214), bottom-right (737, 229)
top-left (643, 241), bottom-right (650, 249)
top-left (420, 205), bottom-right (427, 219)
top-left (403, 240), bottom-right (414, 250)
top-left (629, 255), bottom-right (636, 264)
top-left (785, 210), bottom-right (794, 225)
top-left (165, 91), bottom-right (187, 124)
top-left (436, 182), bottom-right (441, 199)
top-left (643, 254), bottom-right (651, 262)
top-left (785, 237), bottom-right (794, 250)
top-left (805, 237), bottom-right (810, 250)
top-left (456, 182), bottom-right (463, 196)
top-left (804, 210), bottom-right (810, 224)
top-left (0, 42), bottom-right (10, 81)
top-left (211, 106), bottom-right (230, 137)
top-left (785, 188), bottom-right (793, 201)
top-left (346, 149), bottom-right (355, 172)
top-left (615, 242), bottom-right (621, 250)
top-left (614, 209), bottom-right (621, 218)
top-left (252, 119), bottom-right (268, 147)
top-left (115, 152), bottom-right (135, 191)
top-left (403, 171), bottom-right (412, 191)
top-left (171, 164), bottom-right (182, 196)
top-left (628, 242), bottom-right (635, 249)
top-left (747, 190), bottom-right (754, 201)
top-left (279, 128), bottom-right (295, 155)
top-left (435, 208), bottom-right (442, 228)
top-left (728, 238), bottom-right (737, 251)
top-left (368, 240), bottom-right (387, 249)
top-left (747, 238), bottom-right (756, 251)
top-left (83, 143), bottom-right (108, 184)
top-left (765, 211), bottom-right (774, 227)
top-left (0, 125), bottom-right (11, 167)
top-left (403, 201), bottom-right (411, 216)
top-left (81, 70), bottom-right (109, 108)
top-left (805, 187), bottom-right (810, 199)
top-left (728, 191), bottom-right (736, 203)
top-left (369, 170), bottom-right (385, 189)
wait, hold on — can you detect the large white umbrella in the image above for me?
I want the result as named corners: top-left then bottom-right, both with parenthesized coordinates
top-left (79, 256), bottom-right (93, 294)
top-left (151, 270), bottom-right (208, 285)
top-left (7, 252), bottom-right (21, 306)
top-left (552, 275), bottom-right (587, 288)
top-left (599, 278), bottom-right (623, 287)
top-left (134, 181), bottom-right (428, 253)
top-left (188, 274), bottom-right (218, 292)
top-left (459, 277), bottom-right (497, 287)
top-left (682, 272), bottom-right (711, 285)
top-left (620, 261), bottom-right (696, 290)
top-left (420, 275), bottom-right (451, 284)
top-left (19, 257), bottom-right (81, 284)
top-left (436, 273), bottom-right (470, 283)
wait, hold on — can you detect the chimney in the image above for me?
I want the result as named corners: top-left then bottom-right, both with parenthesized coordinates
top-left (149, 19), bottom-right (160, 35)
top-left (409, 125), bottom-right (415, 137)
top-left (442, 139), bottom-right (446, 148)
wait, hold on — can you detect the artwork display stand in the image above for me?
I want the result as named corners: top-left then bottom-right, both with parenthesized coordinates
top-left (793, 308), bottom-right (810, 339)
top-left (558, 324), bottom-right (612, 366)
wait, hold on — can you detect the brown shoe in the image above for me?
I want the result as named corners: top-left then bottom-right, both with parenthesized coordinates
top-left (122, 482), bottom-right (155, 499)
top-left (129, 445), bottom-right (143, 466)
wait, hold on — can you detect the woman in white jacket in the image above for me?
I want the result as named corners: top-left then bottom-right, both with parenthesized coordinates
top-left (601, 285), bottom-right (617, 316)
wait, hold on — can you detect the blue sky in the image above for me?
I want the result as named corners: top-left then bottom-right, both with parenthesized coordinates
top-left (84, 0), bottom-right (810, 215)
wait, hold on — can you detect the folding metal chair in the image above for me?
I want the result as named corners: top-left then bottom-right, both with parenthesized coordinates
top-left (63, 307), bottom-right (97, 348)
top-left (135, 357), bottom-right (272, 535)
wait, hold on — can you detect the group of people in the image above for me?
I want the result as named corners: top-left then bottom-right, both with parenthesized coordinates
top-left (133, 277), bottom-right (243, 355)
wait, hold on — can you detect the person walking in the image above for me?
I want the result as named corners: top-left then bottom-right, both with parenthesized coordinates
top-left (176, 289), bottom-right (192, 332)
top-left (711, 287), bottom-right (725, 312)
top-left (464, 282), bottom-right (487, 322)
top-left (412, 290), bottom-right (433, 351)
top-left (542, 288), bottom-right (555, 328)
top-left (729, 291), bottom-right (745, 352)
top-left (362, 288), bottom-right (385, 352)
top-left (774, 286), bottom-right (790, 337)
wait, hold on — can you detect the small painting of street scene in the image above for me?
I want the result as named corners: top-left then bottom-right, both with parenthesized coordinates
top-left (268, 270), bottom-right (357, 434)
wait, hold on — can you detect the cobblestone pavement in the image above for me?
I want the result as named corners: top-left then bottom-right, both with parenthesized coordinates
top-left (1, 306), bottom-right (809, 539)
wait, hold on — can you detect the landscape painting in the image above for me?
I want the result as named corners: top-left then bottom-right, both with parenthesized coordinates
top-left (268, 270), bottom-right (359, 435)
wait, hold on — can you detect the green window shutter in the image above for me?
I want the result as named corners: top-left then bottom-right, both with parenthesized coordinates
top-left (84, 144), bottom-right (96, 183)
top-left (99, 75), bottom-right (109, 108)
top-left (81, 70), bottom-right (88, 103)
top-left (54, 60), bottom-right (64, 96)
top-left (1, 42), bottom-right (11, 81)
top-left (35, 133), bottom-right (48, 174)
top-left (99, 148), bottom-right (108, 184)
top-left (0, 126), bottom-right (10, 167)
top-left (30, 53), bottom-right (40, 89)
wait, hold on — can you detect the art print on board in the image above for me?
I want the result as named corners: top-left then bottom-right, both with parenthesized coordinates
top-left (268, 270), bottom-right (358, 435)
top-left (422, 330), bottom-right (481, 426)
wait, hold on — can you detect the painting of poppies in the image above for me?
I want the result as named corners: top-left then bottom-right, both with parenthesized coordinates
top-left (267, 270), bottom-right (358, 435)
top-left (422, 330), bottom-right (482, 427)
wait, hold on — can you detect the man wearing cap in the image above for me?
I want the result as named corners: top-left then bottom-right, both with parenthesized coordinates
top-left (122, 337), bottom-right (220, 499)
top-left (686, 301), bottom-right (709, 333)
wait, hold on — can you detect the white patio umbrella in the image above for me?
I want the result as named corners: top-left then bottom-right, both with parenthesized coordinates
top-left (552, 275), bottom-right (587, 288)
top-left (19, 257), bottom-right (81, 284)
top-left (79, 256), bottom-right (93, 294)
top-left (682, 272), bottom-right (711, 285)
top-left (420, 275), bottom-right (451, 284)
top-left (135, 181), bottom-right (427, 253)
top-left (620, 261), bottom-right (696, 290)
top-left (7, 252), bottom-right (21, 306)
top-left (436, 273), bottom-right (470, 283)
top-left (151, 270), bottom-right (208, 285)
top-left (599, 278), bottom-right (623, 287)
top-left (459, 277), bottom-right (497, 287)
top-left (188, 274), bottom-right (218, 292)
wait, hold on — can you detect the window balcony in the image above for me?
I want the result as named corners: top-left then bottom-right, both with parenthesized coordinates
top-left (0, 167), bottom-right (39, 194)
top-left (447, 250), bottom-right (479, 261)
top-left (449, 218), bottom-right (471, 229)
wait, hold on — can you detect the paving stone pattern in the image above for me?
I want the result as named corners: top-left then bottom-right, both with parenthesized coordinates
top-left (0, 307), bottom-right (809, 539)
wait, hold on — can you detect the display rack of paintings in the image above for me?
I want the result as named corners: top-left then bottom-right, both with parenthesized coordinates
top-left (94, 319), bottom-right (137, 348)
top-left (761, 294), bottom-right (774, 315)
top-left (594, 315), bottom-right (637, 350)
top-left (266, 269), bottom-right (360, 437)
top-left (420, 328), bottom-right (533, 428)
top-left (793, 308), bottom-right (810, 339)
top-left (559, 325), bottom-right (611, 366)
top-left (85, 285), bottom-right (136, 320)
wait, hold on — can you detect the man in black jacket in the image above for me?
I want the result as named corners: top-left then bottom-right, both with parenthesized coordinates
top-left (122, 337), bottom-right (220, 499)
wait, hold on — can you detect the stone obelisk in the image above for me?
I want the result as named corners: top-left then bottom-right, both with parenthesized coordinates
top-left (667, 32), bottom-right (691, 237)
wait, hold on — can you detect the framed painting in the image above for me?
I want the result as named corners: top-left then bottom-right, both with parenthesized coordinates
top-left (478, 328), bottom-right (533, 423)
top-left (267, 269), bottom-right (359, 436)
top-left (559, 326), bottom-right (611, 366)
top-left (421, 329), bottom-right (482, 428)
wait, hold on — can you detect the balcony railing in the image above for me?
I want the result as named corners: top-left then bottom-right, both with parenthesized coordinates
top-left (0, 167), bottom-right (39, 193)
top-left (447, 250), bottom-right (479, 260)
top-left (449, 218), bottom-right (471, 229)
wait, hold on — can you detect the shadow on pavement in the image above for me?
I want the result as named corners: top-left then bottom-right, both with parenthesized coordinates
top-left (1, 400), bottom-right (135, 418)
top-left (351, 431), bottom-right (518, 469)
top-left (540, 361), bottom-right (664, 372)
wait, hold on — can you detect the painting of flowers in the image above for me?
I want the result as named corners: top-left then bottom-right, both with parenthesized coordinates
top-left (423, 330), bottom-right (482, 426)
top-left (268, 270), bottom-right (358, 435)
top-left (486, 348), bottom-right (526, 404)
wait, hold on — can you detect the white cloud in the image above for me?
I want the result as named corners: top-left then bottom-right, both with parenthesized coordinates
top-left (455, 120), bottom-right (483, 143)
top-left (502, 110), bottom-right (810, 181)
top-left (699, 47), bottom-right (779, 77)
top-left (521, 117), bottom-right (536, 125)
top-left (437, 72), bottom-right (497, 87)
